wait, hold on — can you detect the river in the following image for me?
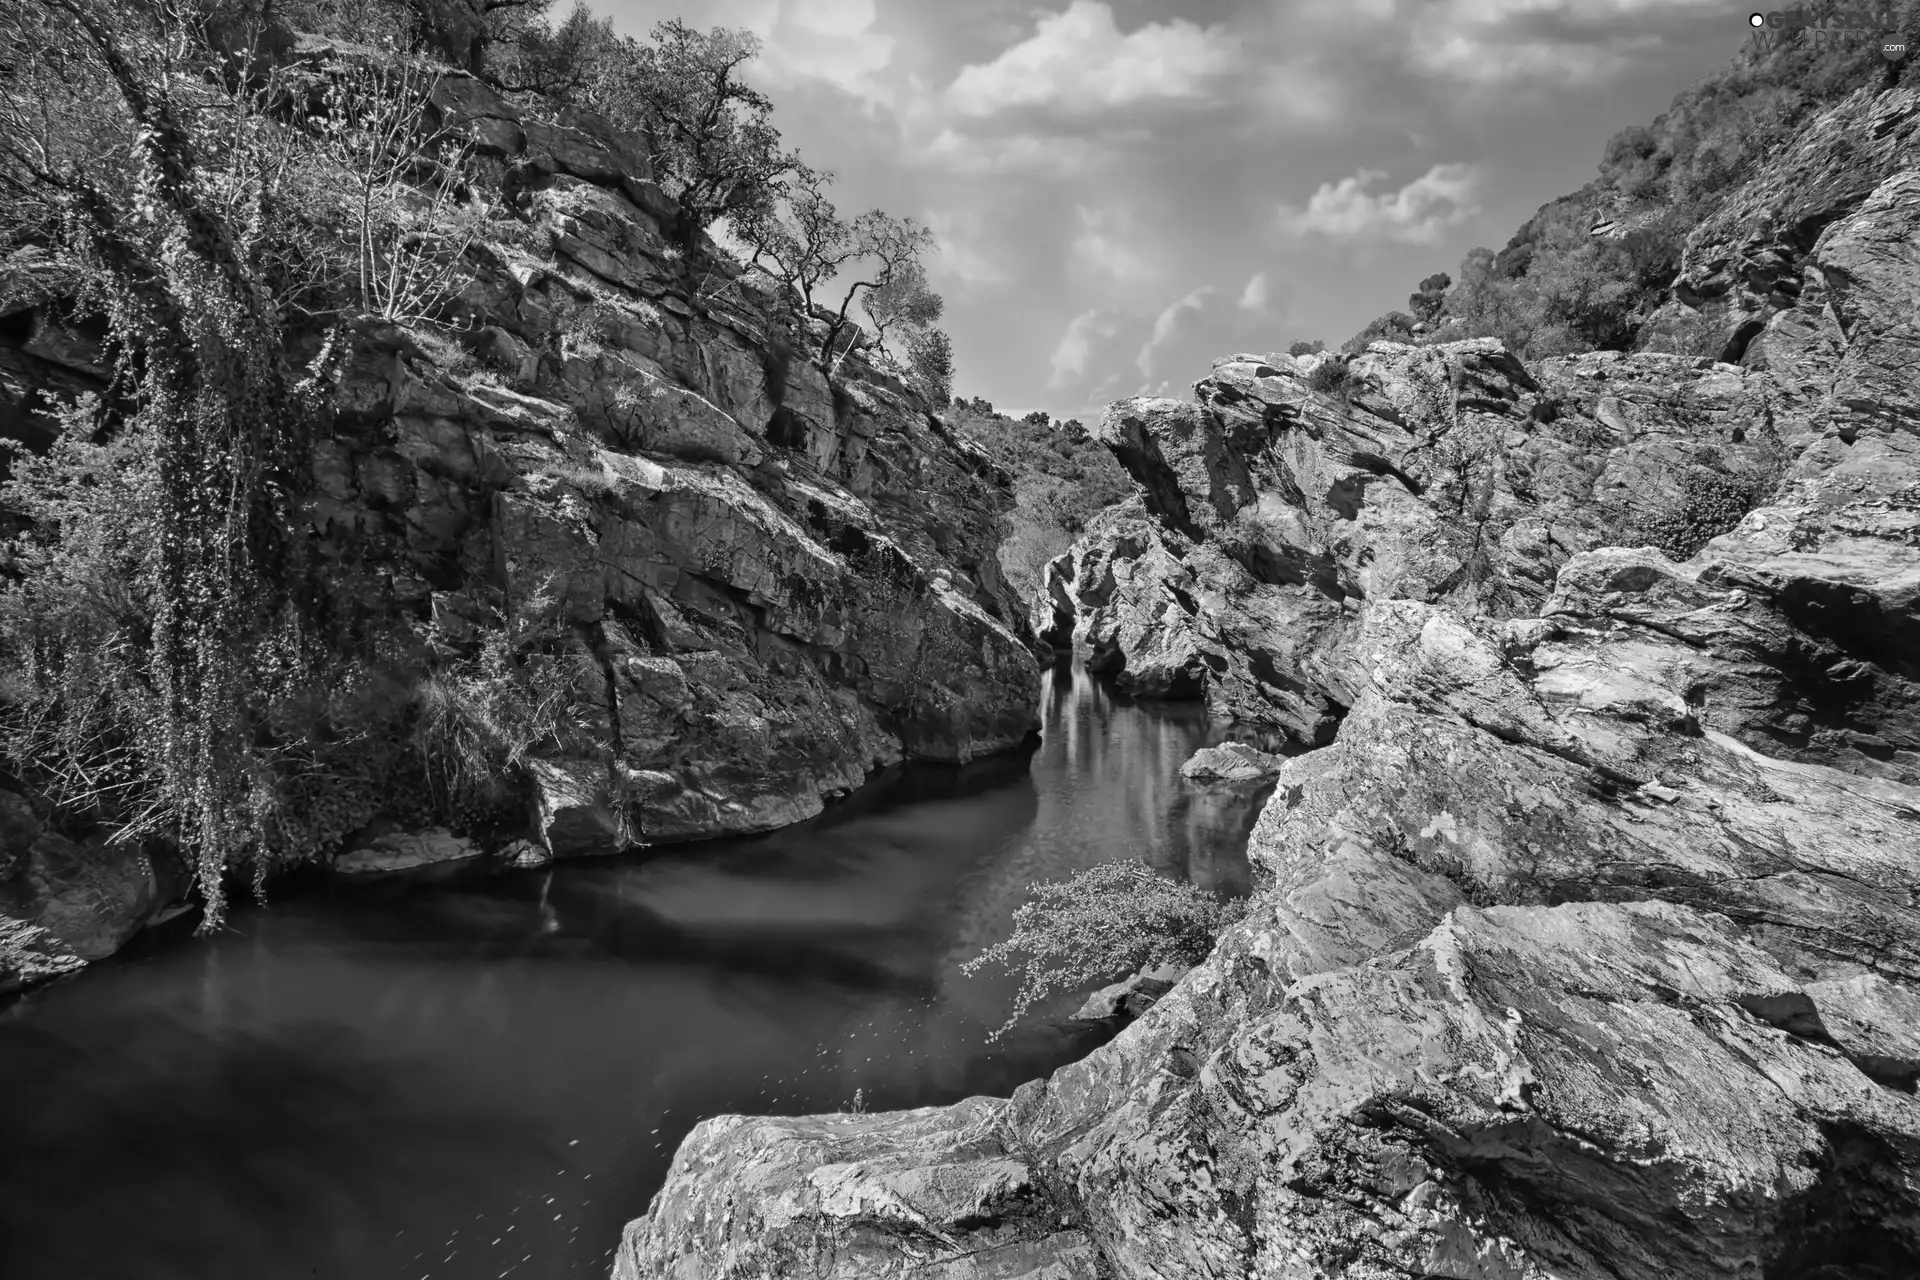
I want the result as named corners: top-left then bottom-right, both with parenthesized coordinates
top-left (0, 659), bottom-right (1277, 1280)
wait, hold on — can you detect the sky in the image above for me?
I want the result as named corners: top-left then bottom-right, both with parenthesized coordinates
top-left (591, 0), bottom-right (1763, 423)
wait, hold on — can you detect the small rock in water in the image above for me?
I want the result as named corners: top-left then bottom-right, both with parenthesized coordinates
top-left (1180, 742), bottom-right (1285, 782)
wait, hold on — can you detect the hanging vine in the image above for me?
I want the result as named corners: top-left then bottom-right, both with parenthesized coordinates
top-left (10, 0), bottom-right (341, 925)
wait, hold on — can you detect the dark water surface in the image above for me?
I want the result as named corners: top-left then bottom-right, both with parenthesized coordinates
top-left (0, 661), bottom-right (1275, 1280)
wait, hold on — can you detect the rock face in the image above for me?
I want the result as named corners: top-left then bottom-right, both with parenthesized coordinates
top-left (1043, 339), bottom-right (1806, 750)
top-left (0, 39), bottom-right (1039, 988)
top-left (616, 144), bottom-right (1920, 1280)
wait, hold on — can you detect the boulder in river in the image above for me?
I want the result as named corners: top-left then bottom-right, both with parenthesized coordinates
top-left (0, 788), bottom-right (187, 991)
top-left (1179, 742), bottom-right (1285, 783)
top-left (332, 826), bottom-right (484, 876)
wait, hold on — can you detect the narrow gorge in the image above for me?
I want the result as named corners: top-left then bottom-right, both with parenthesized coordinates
top-left (1, 5), bottom-right (1917, 1280)
top-left (618, 76), bottom-right (1920, 1280)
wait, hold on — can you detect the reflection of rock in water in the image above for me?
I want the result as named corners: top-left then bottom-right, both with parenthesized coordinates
top-left (1181, 780), bottom-right (1271, 898)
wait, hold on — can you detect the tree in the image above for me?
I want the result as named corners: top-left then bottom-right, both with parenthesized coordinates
top-left (739, 164), bottom-right (940, 375)
top-left (395, 0), bottom-right (555, 81)
top-left (0, 0), bottom-right (340, 922)
top-left (1287, 339), bottom-right (1325, 357)
top-left (309, 62), bottom-right (487, 325)
top-left (905, 327), bottom-right (952, 407)
top-left (862, 260), bottom-right (941, 357)
top-left (499, 1), bottom-right (618, 100)
top-left (1408, 271), bottom-right (1451, 323)
top-left (595, 20), bottom-right (801, 248)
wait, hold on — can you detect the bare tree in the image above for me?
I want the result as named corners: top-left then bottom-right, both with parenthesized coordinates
top-left (308, 61), bottom-right (486, 326)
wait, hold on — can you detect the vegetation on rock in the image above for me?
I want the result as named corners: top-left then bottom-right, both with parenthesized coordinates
top-left (947, 402), bottom-right (1133, 607)
top-left (960, 859), bottom-right (1246, 1042)
top-left (0, 0), bottom-right (968, 930)
top-left (1345, 0), bottom-right (1920, 360)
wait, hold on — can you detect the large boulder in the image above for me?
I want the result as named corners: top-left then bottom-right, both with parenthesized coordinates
top-left (0, 790), bottom-right (188, 992)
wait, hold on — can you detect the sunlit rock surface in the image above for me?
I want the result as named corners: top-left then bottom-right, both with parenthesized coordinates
top-left (617, 132), bottom-right (1920, 1278)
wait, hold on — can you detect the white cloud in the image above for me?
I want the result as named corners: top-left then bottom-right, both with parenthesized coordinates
top-left (924, 209), bottom-right (1011, 289)
top-left (1238, 271), bottom-right (1271, 312)
top-left (1137, 287), bottom-right (1212, 377)
top-left (947, 0), bottom-right (1241, 119)
top-left (1393, 0), bottom-right (1722, 87)
top-left (713, 0), bottom-right (896, 103)
top-left (1275, 163), bottom-right (1482, 245)
top-left (1069, 205), bottom-right (1155, 287)
top-left (911, 128), bottom-right (1110, 176)
top-left (1049, 308), bottom-right (1119, 389)
top-left (1412, 30), bottom-right (1662, 85)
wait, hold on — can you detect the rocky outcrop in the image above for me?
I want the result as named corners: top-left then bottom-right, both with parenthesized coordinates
top-left (1043, 339), bottom-right (1796, 748)
top-left (616, 145), bottom-right (1920, 1280)
top-left (1662, 85), bottom-right (1920, 373)
top-left (1070, 962), bottom-right (1189, 1022)
top-left (0, 38), bottom-right (1039, 990)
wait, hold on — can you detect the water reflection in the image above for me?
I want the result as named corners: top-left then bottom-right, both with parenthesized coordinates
top-left (0, 658), bottom-right (1277, 1280)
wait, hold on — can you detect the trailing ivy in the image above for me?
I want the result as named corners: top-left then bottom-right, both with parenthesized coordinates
top-left (2, 1), bottom-right (345, 924)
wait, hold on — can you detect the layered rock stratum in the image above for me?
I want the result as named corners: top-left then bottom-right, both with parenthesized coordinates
top-left (0, 38), bottom-right (1038, 989)
top-left (616, 85), bottom-right (1920, 1280)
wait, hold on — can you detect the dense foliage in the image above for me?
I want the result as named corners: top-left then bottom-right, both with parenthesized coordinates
top-left (1345, 1), bottom-right (1920, 360)
top-left (960, 859), bottom-right (1246, 1041)
top-left (948, 402), bottom-right (1133, 605)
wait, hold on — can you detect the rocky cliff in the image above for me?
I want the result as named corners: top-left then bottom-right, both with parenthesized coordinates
top-left (0, 37), bottom-right (1039, 989)
top-left (614, 84), bottom-right (1920, 1280)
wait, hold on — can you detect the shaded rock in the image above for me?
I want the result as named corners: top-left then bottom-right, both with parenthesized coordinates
top-left (1071, 964), bottom-right (1189, 1022)
top-left (1806, 973), bottom-right (1920, 1084)
top-left (1179, 742), bottom-right (1285, 782)
top-left (0, 33), bottom-right (1043, 897)
top-left (0, 805), bottom-right (185, 991)
top-left (500, 838), bottom-right (551, 870)
top-left (529, 758), bottom-right (629, 858)
top-left (332, 827), bottom-right (483, 876)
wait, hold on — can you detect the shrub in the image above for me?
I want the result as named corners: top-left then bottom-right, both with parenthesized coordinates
top-left (1287, 339), bottom-right (1325, 357)
top-left (905, 326), bottom-right (953, 407)
top-left (1636, 466), bottom-right (1772, 560)
top-left (1307, 356), bottom-right (1354, 399)
top-left (408, 620), bottom-right (581, 826)
top-left (1341, 311), bottom-right (1416, 356)
top-left (960, 859), bottom-right (1247, 1042)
